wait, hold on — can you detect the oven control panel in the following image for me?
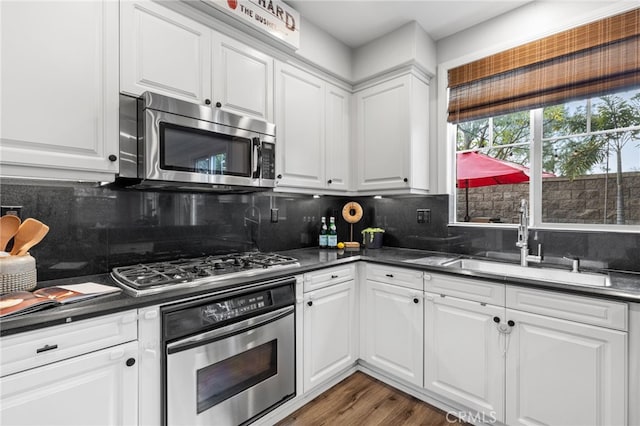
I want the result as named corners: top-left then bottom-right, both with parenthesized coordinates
top-left (202, 292), bottom-right (270, 323)
top-left (162, 280), bottom-right (295, 342)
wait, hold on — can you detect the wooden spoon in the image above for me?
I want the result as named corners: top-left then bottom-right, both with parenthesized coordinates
top-left (10, 218), bottom-right (50, 256)
top-left (0, 215), bottom-right (21, 251)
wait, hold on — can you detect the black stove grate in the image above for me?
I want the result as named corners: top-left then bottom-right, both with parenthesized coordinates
top-left (111, 252), bottom-right (299, 290)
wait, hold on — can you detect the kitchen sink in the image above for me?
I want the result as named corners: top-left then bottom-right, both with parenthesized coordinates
top-left (442, 258), bottom-right (611, 287)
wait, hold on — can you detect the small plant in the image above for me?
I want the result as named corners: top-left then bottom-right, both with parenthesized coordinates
top-left (361, 227), bottom-right (385, 245)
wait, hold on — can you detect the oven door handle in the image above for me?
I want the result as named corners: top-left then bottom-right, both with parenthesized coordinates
top-left (167, 305), bottom-right (294, 354)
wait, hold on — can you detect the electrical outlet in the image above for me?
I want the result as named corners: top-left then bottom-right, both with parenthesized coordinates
top-left (1, 205), bottom-right (22, 218)
top-left (417, 208), bottom-right (431, 224)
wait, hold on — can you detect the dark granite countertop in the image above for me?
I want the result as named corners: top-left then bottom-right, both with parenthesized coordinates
top-left (2, 246), bottom-right (639, 336)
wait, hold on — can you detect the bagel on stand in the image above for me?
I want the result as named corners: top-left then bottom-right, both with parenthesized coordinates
top-left (341, 202), bottom-right (363, 249)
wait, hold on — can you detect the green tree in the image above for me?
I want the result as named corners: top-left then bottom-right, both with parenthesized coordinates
top-left (456, 112), bottom-right (530, 162)
top-left (456, 118), bottom-right (489, 151)
top-left (558, 94), bottom-right (640, 224)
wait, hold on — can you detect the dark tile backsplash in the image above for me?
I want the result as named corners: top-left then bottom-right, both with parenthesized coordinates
top-left (2, 179), bottom-right (639, 281)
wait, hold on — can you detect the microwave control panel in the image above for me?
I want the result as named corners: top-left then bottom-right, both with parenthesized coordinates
top-left (262, 143), bottom-right (275, 180)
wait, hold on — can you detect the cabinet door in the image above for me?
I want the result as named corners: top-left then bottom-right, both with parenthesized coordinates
top-left (324, 84), bottom-right (351, 191)
top-left (0, 341), bottom-right (138, 426)
top-left (212, 34), bottom-right (273, 121)
top-left (355, 75), bottom-right (411, 191)
top-left (0, 0), bottom-right (119, 181)
top-left (424, 294), bottom-right (505, 422)
top-left (304, 280), bottom-right (356, 392)
top-left (120, 0), bottom-right (211, 104)
top-left (362, 280), bottom-right (423, 386)
top-left (506, 309), bottom-right (627, 426)
top-left (275, 63), bottom-right (325, 189)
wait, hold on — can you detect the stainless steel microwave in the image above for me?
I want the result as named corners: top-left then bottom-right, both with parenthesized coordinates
top-left (118, 92), bottom-right (276, 191)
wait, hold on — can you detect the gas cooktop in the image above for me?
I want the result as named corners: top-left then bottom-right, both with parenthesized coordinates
top-left (110, 252), bottom-right (299, 296)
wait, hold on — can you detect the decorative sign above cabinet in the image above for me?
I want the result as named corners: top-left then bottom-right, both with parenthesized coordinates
top-left (203, 0), bottom-right (300, 49)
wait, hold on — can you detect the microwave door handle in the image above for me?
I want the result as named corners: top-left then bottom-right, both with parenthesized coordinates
top-left (252, 138), bottom-right (262, 179)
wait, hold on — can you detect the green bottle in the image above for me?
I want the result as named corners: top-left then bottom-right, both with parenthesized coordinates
top-left (328, 216), bottom-right (338, 249)
top-left (319, 217), bottom-right (328, 248)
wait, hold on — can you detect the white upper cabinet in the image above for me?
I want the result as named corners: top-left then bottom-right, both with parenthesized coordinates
top-left (274, 63), bottom-right (326, 190)
top-left (354, 72), bottom-right (430, 194)
top-left (212, 33), bottom-right (274, 121)
top-left (121, 1), bottom-right (274, 122)
top-left (324, 85), bottom-right (351, 192)
top-left (120, 0), bottom-right (212, 104)
top-left (0, 0), bottom-right (119, 181)
top-left (275, 62), bottom-right (350, 192)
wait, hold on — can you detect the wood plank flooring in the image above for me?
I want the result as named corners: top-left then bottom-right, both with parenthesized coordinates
top-left (276, 372), bottom-right (464, 426)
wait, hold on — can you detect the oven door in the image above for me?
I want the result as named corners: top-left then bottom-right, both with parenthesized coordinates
top-left (165, 306), bottom-right (295, 426)
top-left (143, 108), bottom-right (264, 187)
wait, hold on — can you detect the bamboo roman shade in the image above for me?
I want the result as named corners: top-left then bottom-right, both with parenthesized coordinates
top-left (447, 8), bottom-right (640, 123)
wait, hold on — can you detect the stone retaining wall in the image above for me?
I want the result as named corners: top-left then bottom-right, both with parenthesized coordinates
top-left (457, 172), bottom-right (640, 225)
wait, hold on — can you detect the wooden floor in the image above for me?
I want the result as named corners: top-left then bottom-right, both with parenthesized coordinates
top-left (276, 372), bottom-right (463, 426)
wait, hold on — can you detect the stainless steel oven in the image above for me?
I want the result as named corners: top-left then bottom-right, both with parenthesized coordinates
top-left (161, 277), bottom-right (296, 426)
top-left (118, 92), bottom-right (276, 191)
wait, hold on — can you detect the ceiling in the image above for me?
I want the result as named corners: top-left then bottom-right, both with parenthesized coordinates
top-left (285, 0), bottom-right (532, 48)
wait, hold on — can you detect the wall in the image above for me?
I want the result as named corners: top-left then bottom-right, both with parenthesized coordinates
top-left (0, 181), bottom-right (447, 281)
top-left (3, 180), bottom-right (639, 284)
top-left (436, 1), bottom-right (631, 65)
top-left (434, 1), bottom-right (639, 195)
top-left (456, 173), bottom-right (640, 225)
top-left (169, 1), bottom-right (354, 83)
top-left (430, 1), bottom-right (640, 272)
top-left (352, 21), bottom-right (436, 83)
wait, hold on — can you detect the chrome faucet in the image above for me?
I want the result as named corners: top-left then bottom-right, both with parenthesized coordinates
top-left (516, 199), bottom-right (542, 266)
top-left (563, 256), bottom-right (581, 273)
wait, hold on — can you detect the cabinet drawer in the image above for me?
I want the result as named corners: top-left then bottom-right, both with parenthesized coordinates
top-left (506, 287), bottom-right (628, 331)
top-left (0, 310), bottom-right (138, 377)
top-left (365, 264), bottom-right (423, 291)
top-left (304, 264), bottom-right (355, 292)
top-left (425, 273), bottom-right (505, 306)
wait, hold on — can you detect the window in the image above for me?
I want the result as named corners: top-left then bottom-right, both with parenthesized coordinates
top-left (541, 88), bottom-right (640, 225)
top-left (453, 86), bottom-right (640, 227)
top-left (455, 112), bottom-right (531, 224)
top-left (448, 8), bottom-right (640, 229)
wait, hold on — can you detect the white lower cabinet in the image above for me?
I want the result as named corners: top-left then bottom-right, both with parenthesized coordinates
top-left (303, 266), bottom-right (357, 393)
top-left (505, 309), bottom-right (627, 426)
top-left (0, 341), bottom-right (138, 426)
top-left (361, 267), bottom-right (423, 387)
top-left (424, 293), bottom-right (505, 422)
top-left (0, 311), bottom-right (139, 426)
top-left (424, 273), bottom-right (628, 426)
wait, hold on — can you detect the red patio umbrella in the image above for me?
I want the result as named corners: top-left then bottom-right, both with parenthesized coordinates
top-left (456, 151), bottom-right (554, 221)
